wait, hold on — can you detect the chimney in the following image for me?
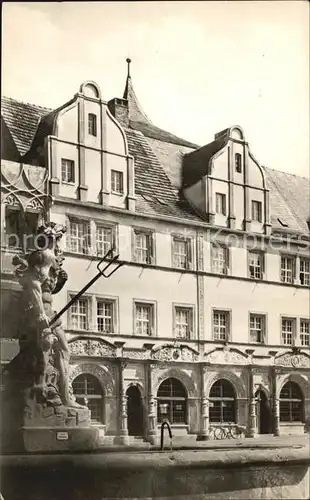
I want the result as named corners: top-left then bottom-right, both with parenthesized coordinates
top-left (108, 97), bottom-right (129, 128)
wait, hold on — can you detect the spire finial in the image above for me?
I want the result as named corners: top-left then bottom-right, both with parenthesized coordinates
top-left (126, 58), bottom-right (131, 78)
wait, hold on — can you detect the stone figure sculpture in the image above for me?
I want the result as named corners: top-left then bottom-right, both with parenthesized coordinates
top-left (1, 222), bottom-right (97, 452)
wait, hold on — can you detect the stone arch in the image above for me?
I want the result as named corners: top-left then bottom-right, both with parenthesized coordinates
top-left (205, 370), bottom-right (247, 399)
top-left (124, 381), bottom-right (145, 398)
top-left (69, 362), bottom-right (115, 396)
top-left (154, 368), bottom-right (197, 398)
top-left (277, 372), bottom-right (309, 400)
top-left (255, 384), bottom-right (271, 400)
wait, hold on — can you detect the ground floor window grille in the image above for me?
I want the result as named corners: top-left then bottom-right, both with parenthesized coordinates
top-left (157, 377), bottom-right (187, 424)
top-left (279, 382), bottom-right (303, 423)
top-left (72, 374), bottom-right (103, 423)
top-left (209, 379), bottom-right (236, 423)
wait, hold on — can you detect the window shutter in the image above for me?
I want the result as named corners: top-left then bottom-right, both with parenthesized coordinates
top-left (186, 239), bottom-right (193, 269)
top-left (261, 253), bottom-right (265, 273)
top-left (132, 230), bottom-right (137, 262)
top-left (148, 232), bottom-right (155, 264)
top-left (225, 247), bottom-right (229, 272)
top-left (172, 237), bottom-right (175, 267)
top-left (85, 222), bottom-right (92, 255)
top-left (112, 228), bottom-right (117, 253)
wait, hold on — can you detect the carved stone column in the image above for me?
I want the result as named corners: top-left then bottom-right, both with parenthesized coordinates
top-left (197, 365), bottom-right (209, 440)
top-left (247, 367), bottom-right (257, 438)
top-left (273, 367), bottom-right (280, 436)
top-left (118, 359), bottom-right (129, 445)
top-left (274, 398), bottom-right (280, 437)
top-left (147, 363), bottom-right (158, 445)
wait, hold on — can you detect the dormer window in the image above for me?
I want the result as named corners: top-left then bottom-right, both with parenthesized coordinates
top-left (235, 153), bottom-right (242, 173)
top-left (215, 193), bottom-right (226, 216)
top-left (111, 170), bottom-right (124, 194)
top-left (251, 200), bottom-right (262, 222)
top-left (88, 113), bottom-right (97, 136)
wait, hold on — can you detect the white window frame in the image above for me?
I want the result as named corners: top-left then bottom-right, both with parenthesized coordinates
top-left (172, 235), bottom-right (193, 270)
top-left (248, 251), bottom-right (264, 280)
top-left (299, 258), bottom-right (310, 286)
top-left (88, 113), bottom-right (97, 137)
top-left (96, 224), bottom-right (116, 257)
top-left (96, 298), bottom-right (116, 334)
top-left (251, 200), bottom-right (262, 222)
top-left (133, 229), bottom-right (155, 264)
top-left (173, 304), bottom-right (195, 340)
top-left (280, 256), bottom-right (296, 284)
top-left (235, 152), bottom-right (242, 173)
top-left (67, 218), bottom-right (91, 255)
top-left (212, 309), bottom-right (230, 341)
top-left (281, 317), bottom-right (296, 346)
top-left (249, 313), bottom-right (266, 344)
top-left (111, 170), bottom-right (124, 194)
top-left (69, 295), bottom-right (90, 331)
top-left (134, 300), bottom-right (156, 337)
top-left (61, 158), bottom-right (75, 184)
top-left (300, 319), bottom-right (310, 347)
top-left (211, 244), bottom-right (229, 275)
top-left (215, 193), bottom-right (226, 216)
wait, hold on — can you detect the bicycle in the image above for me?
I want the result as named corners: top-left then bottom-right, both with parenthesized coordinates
top-left (211, 423), bottom-right (246, 440)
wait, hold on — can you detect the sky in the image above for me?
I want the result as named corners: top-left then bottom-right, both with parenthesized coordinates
top-left (2, 1), bottom-right (309, 177)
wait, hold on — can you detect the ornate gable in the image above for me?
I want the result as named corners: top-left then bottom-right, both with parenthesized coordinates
top-left (204, 346), bottom-right (249, 365)
top-left (151, 343), bottom-right (199, 363)
top-left (68, 337), bottom-right (116, 358)
top-left (274, 351), bottom-right (310, 369)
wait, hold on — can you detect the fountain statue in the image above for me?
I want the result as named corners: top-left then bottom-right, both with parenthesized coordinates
top-left (1, 222), bottom-right (98, 452)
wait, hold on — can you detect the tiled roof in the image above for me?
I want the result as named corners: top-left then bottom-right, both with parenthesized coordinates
top-left (125, 129), bottom-right (201, 221)
top-left (1, 96), bottom-right (51, 155)
top-left (1, 95), bottom-right (309, 233)
top-left (264, 168), bottom-right (310, 234)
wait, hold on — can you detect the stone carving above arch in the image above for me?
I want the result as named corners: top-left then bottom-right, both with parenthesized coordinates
top-left (274, 351), bottom-right (310, 369)
top-left (68, 337), bottom-right (116, 358)
top-left (124, 381), bottom-right (145, 398)
top-left (151, 343), bottom-right (199, 363)
top-left (204, 347), bottom-right (249, 366)
top-left (276, 372), bottom-right (310, 400)
top-left (69, 362), bottom-right (115, 396)
top-left (254, 384), bottom-right (271, 400)
top-left (124, 349), bottom-right (148, 360)
top-left (153, 367), bottom-right (197, 397)
top-left (205, 370), bottom-right (247, 399)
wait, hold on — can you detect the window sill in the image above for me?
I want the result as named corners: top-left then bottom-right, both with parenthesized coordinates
top-left (61, 181), bottom-right (76, 186)
top-left (279, 422), bottom-right (304, 426)
top-left (157, 424), bottom-right (188, 428)
top-left (111, 191), bottom-right (124, 197)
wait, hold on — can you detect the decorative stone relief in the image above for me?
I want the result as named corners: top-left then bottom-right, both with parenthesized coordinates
top-left (275, 353), bottom-right (310, 369)
top-left (69, 339), bottom-right (116, 358)
top-left (151, 345), bottom-right (199, 363)
top-left (205, 370), bottom-right (247, 399)
top-left (204, 347), bottom-right (248, 366)
top-left (124, 349), bottom-right (148, 360)
top-left (153, 367), bottom-right (197, 397)
top-left (69, 363), bottom-right (115, 396)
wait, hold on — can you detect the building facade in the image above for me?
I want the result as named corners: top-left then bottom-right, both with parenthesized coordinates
top-left (1, 62), bottom-right (310, 445)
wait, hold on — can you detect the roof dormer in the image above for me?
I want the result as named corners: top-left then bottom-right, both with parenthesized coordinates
top-left (182, 126), bottom-right (271, 234)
